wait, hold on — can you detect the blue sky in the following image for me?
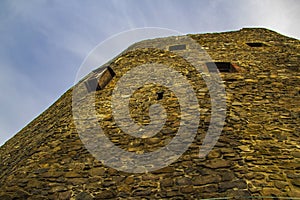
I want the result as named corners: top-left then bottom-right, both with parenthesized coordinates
top-left (0, 0), bottom-right (299, 145)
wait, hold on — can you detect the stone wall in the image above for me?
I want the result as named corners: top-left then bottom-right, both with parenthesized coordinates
top-left (0, 28), bottom-right (299, 199)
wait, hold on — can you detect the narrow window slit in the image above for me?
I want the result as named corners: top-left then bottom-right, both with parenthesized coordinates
top-left (246, 42), bottom-right (266, 47)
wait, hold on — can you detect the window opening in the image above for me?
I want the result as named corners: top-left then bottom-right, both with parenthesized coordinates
top-left (85, 66), bottom-right (115, 92)
top-left (169, 44), bottom-right (186, 51)
top-left (246, 42), bottom-right (265, 47)
top-left (206, 62), bottom-right (238, 73)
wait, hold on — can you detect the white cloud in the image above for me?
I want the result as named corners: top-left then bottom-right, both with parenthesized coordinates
top-left (230, 0), bottom-right (300, 39)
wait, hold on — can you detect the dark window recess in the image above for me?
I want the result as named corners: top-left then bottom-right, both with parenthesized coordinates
top-left (85, 66), bottom-right (116, 92)
top-left (157, 91), bottom-right (164, 100)
top-left (206, 62), bottom-right (238, 73)
top-left (246, 42), bottom-right (265, 47)
top-left (169, 44), bottom-right (186, 51)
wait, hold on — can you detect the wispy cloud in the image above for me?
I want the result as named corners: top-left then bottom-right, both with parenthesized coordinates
top-left (0, 59), bottom-right (51, 144)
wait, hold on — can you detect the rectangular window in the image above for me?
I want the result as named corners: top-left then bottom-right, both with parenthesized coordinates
top-left (246, 42), bottom-right (265, 47)
top-left (169, 44), bottom-right (186, 51)
top-left (206, 62), bottom-right (238, 73)
top-left (85, 66), bottom-right (115, 92)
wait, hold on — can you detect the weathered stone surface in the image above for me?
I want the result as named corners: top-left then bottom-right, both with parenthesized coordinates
top-left (94, 190), bottom-right (116, 199)
top-left (0, 28), bottom-right (299, 199)
top-left (65, 171), bottom-right (81, 178)
top-left (0, 194), bottom-right (13, 200)
top-left (50, 185), bottom-right (67, 193)
top-left (207, 149), bottom-right (222, 159)
top-left (245, 172), bottom-right (265, 180)
top-left (220, 170), bottom-right (236, 181)
top-left (292, 152), bottom-right (300, 158)
top-left (57, 191), bottom-right (72, 200)
top-left (274, 181), bottom-right (288, 189)
top-left (180, 185), bottom-right (195, 194)
top-left (219, 180), bottom-right (247, 191)
top-left (160, 178), bottom-right (174, 187)
top-left (269, 174), bottom-right (285, 181)
top-left (238, 145), bottom-right (252, 152)
top-left (292, 178), bottom-right (300, 187)
top-left (193, 174), bottom-right (221, 185)
top-left (88, 168), bottom-right (106, 176)
top-left (75, 192), bottom-right (93, 200)
top-left (260, 187), bottom-right (284, 197)
top-left (204, 159), bottom-right (231, 169)
top-left (176, 177), bottom-right (192, 186)
top-left (288, 188), bottom-right (300, 198)
top-left (199, 184), bottom-right (219, 193)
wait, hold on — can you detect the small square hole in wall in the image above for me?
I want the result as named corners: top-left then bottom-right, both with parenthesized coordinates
top-left (169, 44), bottom-right (186, 51)
top-left (246, 42), bottom-right (266, 47)
top-left (206, 62), bottom-right (238, 73)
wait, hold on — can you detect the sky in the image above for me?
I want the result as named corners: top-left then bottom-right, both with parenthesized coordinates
top-left (0, 0), bottom-right (299, 146)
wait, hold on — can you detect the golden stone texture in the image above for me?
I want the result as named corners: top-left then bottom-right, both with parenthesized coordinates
top-left (0, 28), bottom-right (299, 199)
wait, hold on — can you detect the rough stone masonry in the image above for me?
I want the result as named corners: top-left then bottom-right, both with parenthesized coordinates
top-left (0, 28), bottom-right (299, 199)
